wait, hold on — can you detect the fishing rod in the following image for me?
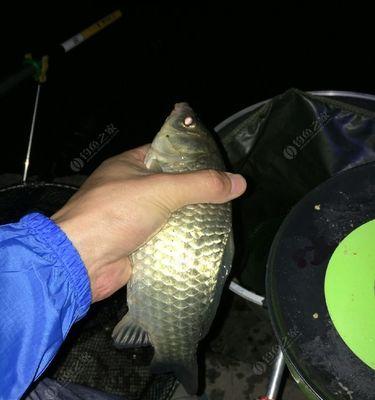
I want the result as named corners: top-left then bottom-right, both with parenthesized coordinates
top-left (0, 9), bottom-right (123, 182)
top-left (0, 9), bottom-right (122, 99)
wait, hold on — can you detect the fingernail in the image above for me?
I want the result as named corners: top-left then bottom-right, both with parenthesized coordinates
top-left (227, 173), bottom-right (247, 196)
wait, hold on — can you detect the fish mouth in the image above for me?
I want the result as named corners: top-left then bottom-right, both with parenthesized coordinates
top-left (172, 102), bottom-right (194, 115)
top-left (170, 102), bottom-right (199, 129)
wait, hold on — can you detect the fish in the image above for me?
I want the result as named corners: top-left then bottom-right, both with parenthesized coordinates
top-left (112, 103), bottom-right (233, 394)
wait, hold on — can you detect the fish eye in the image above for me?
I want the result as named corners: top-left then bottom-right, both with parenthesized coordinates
top-left (182, 116), bottom-right (196, 129)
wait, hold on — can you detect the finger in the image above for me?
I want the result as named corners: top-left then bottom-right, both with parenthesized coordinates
top-left (93, 145), bottom-right (151, 180)
top-left (158, 169), bottom-right (247, 209)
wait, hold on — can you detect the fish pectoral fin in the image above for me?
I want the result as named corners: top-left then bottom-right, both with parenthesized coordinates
top-left (144, 150), bottom-right (163, 172)
top-left (112, 315), bottom-right (151, 348)
top-left (151, 357), bottom-right (198, 395)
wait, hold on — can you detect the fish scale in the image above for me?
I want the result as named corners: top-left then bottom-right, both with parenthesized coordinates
top-left (129, 201), bottom-right (231, 356)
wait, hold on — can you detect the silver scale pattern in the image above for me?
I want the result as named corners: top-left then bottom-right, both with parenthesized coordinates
top-left (128, 201), bottom-right (232, 363)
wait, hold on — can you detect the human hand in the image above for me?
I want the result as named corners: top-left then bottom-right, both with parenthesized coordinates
top-left (52, 145), bottom-right (247, 302)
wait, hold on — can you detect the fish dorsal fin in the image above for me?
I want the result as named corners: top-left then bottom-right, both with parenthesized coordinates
top-left (112, 314), bottom-right (151, 348)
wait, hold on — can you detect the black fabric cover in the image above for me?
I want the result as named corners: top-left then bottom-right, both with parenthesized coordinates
top-left (219, 89), bottom-right (375, 294)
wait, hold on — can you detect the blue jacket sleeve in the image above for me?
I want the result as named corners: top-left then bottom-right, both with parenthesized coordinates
top-left (0, 213), bottom-right (92, 400)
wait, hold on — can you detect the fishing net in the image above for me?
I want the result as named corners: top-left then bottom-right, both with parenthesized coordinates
top-left (0, 179), bottom-right (177, 400)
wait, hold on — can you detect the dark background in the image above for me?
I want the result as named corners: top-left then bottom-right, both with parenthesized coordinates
top-left (0, 2), bottom-right (372, 180)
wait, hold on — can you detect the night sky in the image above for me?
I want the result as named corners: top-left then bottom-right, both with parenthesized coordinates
top-left (0, 2), bottom-right (372, 179)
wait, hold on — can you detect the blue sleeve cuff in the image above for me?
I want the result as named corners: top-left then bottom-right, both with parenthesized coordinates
top-left (19, 212), bottom-right (92, 318)
top-left (0, 212), bottom-right (93, 398)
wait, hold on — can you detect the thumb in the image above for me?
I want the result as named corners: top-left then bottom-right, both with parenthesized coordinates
top-left (159, 169), bottom-right (247, 209)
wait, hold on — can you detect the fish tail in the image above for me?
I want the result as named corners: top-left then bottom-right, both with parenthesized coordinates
top-left (151, 355), bottom-right (198, 395)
